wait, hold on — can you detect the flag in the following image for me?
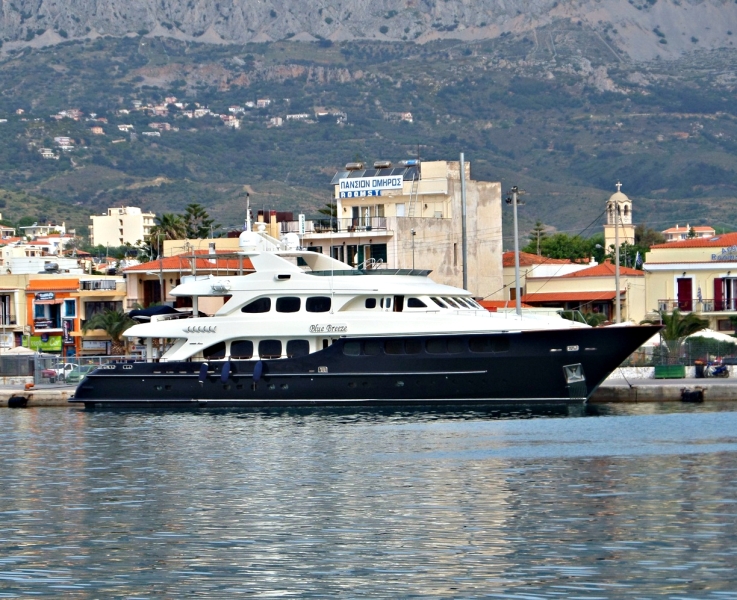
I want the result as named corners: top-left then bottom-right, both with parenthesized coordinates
top-left (698, 287), bottom-right (703, 303)
top-left (635, 251), bottom-right (642, 268)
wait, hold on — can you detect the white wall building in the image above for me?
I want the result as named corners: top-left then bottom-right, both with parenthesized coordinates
top-left (90, 206), bottom-right (156, 247)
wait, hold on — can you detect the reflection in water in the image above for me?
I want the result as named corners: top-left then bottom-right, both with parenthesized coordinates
top-left (0, 403), bottom-right (736, 597)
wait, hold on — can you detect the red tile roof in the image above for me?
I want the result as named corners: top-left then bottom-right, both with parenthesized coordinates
top-left (522, 291), bottom-right (621, 303)
top-left (502, 251), bottom-right (574, 268)
top-left (478, 300), bottom-right (534, 312)
top-left (557, 260), bottom-right (643, 278)
top-left (123, 250), bottom-right (254, 273)
top-left (651, 232), bottom-right (737, 249)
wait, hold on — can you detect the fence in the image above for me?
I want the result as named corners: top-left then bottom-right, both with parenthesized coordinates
top-left (622, 336), bottom-right (737, 367)
top-left (22, 354), bottom-right (135, 386)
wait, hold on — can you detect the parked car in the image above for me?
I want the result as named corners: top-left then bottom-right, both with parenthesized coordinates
top-left (40, 362), bottom-right (79, 382)
top-left (64, 365), bottom-right (95, 384)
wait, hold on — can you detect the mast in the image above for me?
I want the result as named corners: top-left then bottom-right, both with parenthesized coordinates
top-left (460, 153), bottom-right (468, 291)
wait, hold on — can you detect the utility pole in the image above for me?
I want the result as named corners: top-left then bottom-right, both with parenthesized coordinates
top-left (411, 229), bottom-right (416, 270)
top-left (460, 153), bottom-right (468, 291)
top-left (615, 200), bottom-right (621, 324)
top-left (506, 186), bottom-right (525, 316)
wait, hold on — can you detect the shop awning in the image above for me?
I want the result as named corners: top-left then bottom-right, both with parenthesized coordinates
top-left (521, 291), bottom-right (624, 303)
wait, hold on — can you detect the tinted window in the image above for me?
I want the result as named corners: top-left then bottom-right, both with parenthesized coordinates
top-left (258, 339), bottom-right (282, 359)
top-left (407, 298), bottom-right (427, 308)
top-left (276, 297), bottom-right (301, 313)
top-left (431, 297), bottom-right (447, 308)
top-left (306, 296), bottom-right (331, 313)
top-left (203, 341), bottom-right (226, 359)
top-left (287, 339), bottom-right (310, 358)
top-left (242, 297), bottom-right (271, 313)
top-left (405, 339), bottom-right (422, 354)
top-left (456, 298), bottom-right (472, 308)
top-left (469, 336), bottom-right (510, 353)
top-left (426, 339), bottom-right (447, 354)
top-left (343, 341), bottom-right (361, 356)
top-left (365, 298), bottom-right (377, 309)
top-left (385, 339), bottom-right (404, 355)
top-left (364, 340), bottom-right (382, 356)
top-left (444, 297), bottom-right (460, 308)
top-left (230, 340), bottom-right (253, 359)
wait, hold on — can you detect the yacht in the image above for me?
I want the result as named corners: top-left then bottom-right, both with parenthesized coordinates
top-left (71, 227), bottom-right (659, 408)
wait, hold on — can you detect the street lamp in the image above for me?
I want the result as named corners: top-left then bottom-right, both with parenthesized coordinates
top-left (505, 186), bottom-right (525, 316)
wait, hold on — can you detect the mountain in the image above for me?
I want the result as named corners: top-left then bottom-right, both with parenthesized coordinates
top-left (2, 0), bottom-right (736, 62)
top-left (0, 1), bottom-right (736, 244)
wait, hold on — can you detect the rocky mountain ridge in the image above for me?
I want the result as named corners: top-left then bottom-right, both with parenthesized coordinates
top-left (2, 0), bottom-right (736, 62)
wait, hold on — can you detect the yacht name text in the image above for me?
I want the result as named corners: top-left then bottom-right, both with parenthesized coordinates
top-left (309, 324), bottom-right (348, 333)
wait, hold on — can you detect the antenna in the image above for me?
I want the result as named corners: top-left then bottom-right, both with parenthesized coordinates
top-left (245, 192), bottom-right (251, 232)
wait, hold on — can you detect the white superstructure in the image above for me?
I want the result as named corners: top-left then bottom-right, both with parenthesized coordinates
top-left (125, 226), bottom-right (587, 363)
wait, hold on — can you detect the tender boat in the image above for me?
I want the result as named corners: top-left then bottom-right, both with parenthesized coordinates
top-left (71, 227), bottom-right (660, 408)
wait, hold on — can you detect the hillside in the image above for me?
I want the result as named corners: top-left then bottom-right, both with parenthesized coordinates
top-left (2, 0), bottom-right (737, 62)
top-left (0, 24), bottom-right (736, 245)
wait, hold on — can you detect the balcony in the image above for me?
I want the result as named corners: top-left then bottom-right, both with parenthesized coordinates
top-left (280, 217), bottom-right (389, 235)
top-left (658, 298), bottom-right (736, 313)
top-left (81, 280), bottom-right (119, 291)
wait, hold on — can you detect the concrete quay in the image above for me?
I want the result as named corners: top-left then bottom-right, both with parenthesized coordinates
top-left (1, 378), bottom-right (736, 407)
top-left (0, 384), bottom-right (79, 408)
top-left (590, 377), bottom-right (737, 403)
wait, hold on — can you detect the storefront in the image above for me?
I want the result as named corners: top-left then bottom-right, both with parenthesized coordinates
top-left (25, 278), bottom-right (80, 356)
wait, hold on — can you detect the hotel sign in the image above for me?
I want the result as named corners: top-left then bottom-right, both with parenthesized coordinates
top-left (338, 175), bottom-right (403, 198)
top-left (712, 245), bottom-right (737, 261)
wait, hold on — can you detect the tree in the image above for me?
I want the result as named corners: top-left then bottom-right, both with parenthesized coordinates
top-left (523, 220), bottom-right (549, 255)
top-left (531, 233), bottom-right (594, 261)
top-left (641, 309), bottom-right (708, 362)
top-left (81, 309), bottom-right (136, 356)
top-left (634, 224), bottom-right (665, 248)
top-left (688, 226), bottom-right (697, 239)
top-left (182, 203), bottom-right (217, 239)
top-left (317, 202), bottom-right (337, 218)
top-left (150, 213), bottom-right (186, 251)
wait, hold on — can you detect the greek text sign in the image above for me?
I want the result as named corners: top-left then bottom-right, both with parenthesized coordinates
top-left (338, 175), bottom-right (403, 198)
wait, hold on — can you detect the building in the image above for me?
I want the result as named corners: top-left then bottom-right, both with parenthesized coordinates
top-left (603, 182), bottom-right (635, 250)
top-left (644, 231), bottom-right (737, 332)
top-left (90, 206), bottom-right (156, 247)
top-left (19, 222), bottom-right (66, 237)
top-left (290, 159), bottom-right (502, 298)
top-left (522, 260), bottom-right (646, 323)
top-left (662, 224), bottom-right (716, 242)
top-left (502, 251), bottom-right (594, 302)
top-left (123, 251), bottom-right (254, 316)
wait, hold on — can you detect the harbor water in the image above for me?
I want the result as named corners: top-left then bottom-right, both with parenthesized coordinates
top-left (1, 402), bottom-right (737, 598)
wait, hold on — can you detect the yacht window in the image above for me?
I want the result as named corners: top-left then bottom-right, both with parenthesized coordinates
top-left (364, 340), bottom-right (382, 356)
top-left (365, 298), bottom-right (377, 309)
top-left (469, 336), bottom-right (510, 353)
top-left (405, 339), bottom-right (422, 354)
top-left (444, 297), bottom-right (460, 308)
top-left (306, 296), bottom-right (331, 313)
top-left (426, 339), bottom-right (447, 354)
top-left (276, 297), bottom-right (301, 313)
top-left (258, 339), bottom-right (282, 359)
top-left (407, 298), bottom-right (427, 308)
top-left (203, 341), bottom-right (226, 359)
top-left (454, 298), bottom-right (470, 308)
top-left (287, 339), bottom-right (310, 358)
top-left (380, 298), bottom-right (384, 308)
top-left (430, 297), bottom-right (447, 308)
top-left (231, 340), bottom-right (254, 359)
top-left (242, 297), bottom-right (271, 313)
top-left (385, 339), bottom-right (404, 355)
top-left (343, 341), bottom-right (361, 356)
top-left (385, 298), bottom-right (392, 309)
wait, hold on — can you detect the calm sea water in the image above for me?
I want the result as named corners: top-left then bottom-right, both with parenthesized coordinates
top-left (1, 403), bottom-right (737, 598)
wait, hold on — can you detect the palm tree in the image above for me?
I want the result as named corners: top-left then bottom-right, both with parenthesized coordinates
top-left (152, 213), bottom-right (187, 241)
top-left (641, 309), bottom-right (708, 361)
top-left (82, 310), bottom-right (136, 356)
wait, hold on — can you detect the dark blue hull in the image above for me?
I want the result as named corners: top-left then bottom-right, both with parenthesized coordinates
top-left (71, 326), bottom-right (659, 407)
